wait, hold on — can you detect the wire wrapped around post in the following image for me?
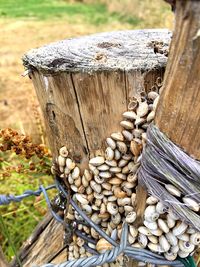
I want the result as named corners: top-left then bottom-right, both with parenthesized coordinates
top-left (138, 124), bottom-right (200, 231)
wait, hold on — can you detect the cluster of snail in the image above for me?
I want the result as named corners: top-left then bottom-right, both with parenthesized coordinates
top-left (51, 85), bottom-right (200, 265)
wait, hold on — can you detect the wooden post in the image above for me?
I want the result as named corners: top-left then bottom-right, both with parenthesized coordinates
top-left (10, 30), bottom-right (170, 267)
top-left (155, 0), bottom-right (200, 160)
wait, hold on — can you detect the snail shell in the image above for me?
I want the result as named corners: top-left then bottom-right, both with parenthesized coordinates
top-left (156, 201), bottom-right (169, 214)
top-left (114, 149), bottom-right (121, 161)
top-left (111, 132), bottom-right (124, 141)
top-left (90, 181), bottom-right (102, 193)
top-left (125, 211), bottom-right (137, 223)
top-left (117, 197), bottom-right (131, 206)
top-left (148, 243), bottom-right (164, 253)
top-left (102, 182), bottom-right (112, 190)
top-left (115, 173), bottom-right (126, 180)
top-left (58, 155), bottom-right (66, 167)
top-left (82, 204), bottom-right (92, 215)
top-left (91, 213), bottom-right (101, 224)
top-left (128, 234), bottom-right (136, 244)
top-left (105, 160), bottom-right (117, 167)
top-left (165, 184), bottom-right (181, 197)
top-left (149, 228), bottom-right (163, 237)
top-left (66, 158), bottom-right (75, 170)
top-left (122, 130), bottom-right (133, 141)
top-left (146, 110), bottom-right (155, 122)
top-left (127, 173), bottom-right (137, 183)
top-left (59, 146), bottom-right (68, 157)
top-left (94, 175), bottom-right (105, 184)
top-left (153, 96), bottom-right (160, 111)
top-left (97, 164), bottom-right (110, 171)
top-left (137, 101), bottom-right (149, 117)
top-left (159, 235), bottom-right (170, 252)
top-left (178, 240), bottom-right (195, 253)
top-left (75, 193), bottom-right (88, 205)
top-left (105, 147), bottom-right (114, 160)
top-left (107, 202), bottom-right (118, 215)
top-left (109, 177), bottom-right (123, 185)
top-left (90, 228), bottom-right (99, 239)
top-left (84, 169), bottom-right (93, 181)
top-left (167, 214), bottom-right (176, 228)
top-left (143, 220), bottom-right (158, 231)
top-left (138, 233), bottom-right (148, 248)
top-left (116, 141), bottom-right (127, 154)
top-left (130, 140), bottom-right (142, 157)
top-left (110, 167), bottom-right (122, 173)
top-left (129, 225), bottom-right (138, 238)
top-left (111, 213), bottom-right (121, 225)
top-left (148, 91), bottom-right (159, 100)
top-left (138, 226), bottom-right (152, 236)
top-left (177, 250), bottom-right (190, 258)
top-left (106, 137), bottom-right (116, 150)
top-left (96, 238), bottom-right (113, 253)
top-left (172, 221), bottom-right (188, 236)
top-left (99, 171), bottom-right (112, 179)
top-left (120, 120), bottom-right (134, 130)
top-left (72, 166), bottom-right (80, 179)
top-left (144, 205), bottom-right (159, 222)
top-left (82, 174), bottom-right (89, 187)
top-left (89, 164), bottom-right (99, 175)
top-left (123, 111), bottom-right (137, 120)
top-left (118, 159), bottom-right (128, 168)
top-left (113, 187), bottom-right (127, 198)
top-left (164, 251), bottom-right (177, 261)
top-left (177, 233), bottom-right (190, 242)
top-left (182, 197), bottom-right (199, 212)
top-left (158, 219), bottom-right (169, 234)
top-left (165, 231), bottom-right (178, 246)
top-left (146, 196), bottom-right (158, 205)
top-left (190, 232), bottom-right (200, 245)
top-left (74, 176), bottom-right (81, 187)
top-left (89, 156), bottom-right (105, 166)
top-left (148, 235), bottom-right (158, 244)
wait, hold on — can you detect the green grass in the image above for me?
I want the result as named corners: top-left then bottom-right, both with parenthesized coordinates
top-left (0, 0), bottom-right (142, 26)
top-left (0, 151), bottom-right (55, 261)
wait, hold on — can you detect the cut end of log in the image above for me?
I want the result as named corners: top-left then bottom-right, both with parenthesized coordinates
top-left (23, 29), bottom-right (171, 74)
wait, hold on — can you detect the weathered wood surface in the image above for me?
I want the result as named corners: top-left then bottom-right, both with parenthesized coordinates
top-left (11, 30), bottom-right (170, 267)
top-left (23, 30), bottom-right (170, 163)
top-left (155, 0), bottom-right (200, 160)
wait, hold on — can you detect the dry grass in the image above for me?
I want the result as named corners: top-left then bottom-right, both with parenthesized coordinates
top-left (82, 0), bottom-right (173, 28)
top-left (0, 1), bottom-right (173, 143)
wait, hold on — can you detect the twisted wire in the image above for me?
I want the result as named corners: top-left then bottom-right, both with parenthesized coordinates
top-left (0, 184), bottom-right (56, 205)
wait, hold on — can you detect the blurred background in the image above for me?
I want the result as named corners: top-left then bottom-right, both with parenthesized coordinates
top-left (0, 0), bottom-right (173, 262)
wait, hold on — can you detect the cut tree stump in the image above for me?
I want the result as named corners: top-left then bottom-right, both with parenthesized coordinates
top-left (11, 30), bottom-right (171, 267)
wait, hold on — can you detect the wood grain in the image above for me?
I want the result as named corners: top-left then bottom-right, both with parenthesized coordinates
top-left (155, 0), bottom-right (200, 160)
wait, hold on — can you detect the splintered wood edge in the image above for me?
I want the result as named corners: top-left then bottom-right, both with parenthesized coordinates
top-left (23, 29), bottom-right (171, 74)
top-left (134, 185), bottom-right (147, 228)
